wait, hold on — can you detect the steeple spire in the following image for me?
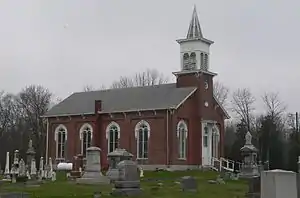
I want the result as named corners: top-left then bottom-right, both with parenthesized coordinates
top-left (186, 5), bottom-right (203, 39)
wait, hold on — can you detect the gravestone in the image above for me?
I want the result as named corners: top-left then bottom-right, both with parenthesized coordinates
top-left (18, 159), bottom-right (26, 177)
top-left (39, 157), bottom-right (44, 179)
top-left (246, 176), bottom-right (260, 198)
top-left (107, 148), bottom-right (133, 181)
top-left (26, 140), bottom-right (35, 172)
top-left (181, 176), bottom-right (197, 192)
top-left (111, 160), bottom-right (142, 196)
top-left (70, 155), bottom-right (83, 178)
top-left (30, 159), bottom-right (37, 179)
top-left (3, 152), bottom-right (10, 180)
top-left (240, 131), bottom-right (259, 178)
top-left (76, 147), bottom-right (109, 184)
top-left (261, 169), bottom-right (297, 198)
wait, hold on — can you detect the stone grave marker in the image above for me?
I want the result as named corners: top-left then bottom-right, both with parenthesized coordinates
top-left (261, 169), bottom-right (297, 198)
top-left (111, 160), bottom-right (142, 196)
top-left (76, 147), bottom-right (109, 184)
top-left (246, 176), bottom-right (260, 198)
top-left (181, 176), bottom-right (197, 192)
top-left (18, 159), bottom-right (26, 177)
top-left (107, 148), bottom-right (133, 182)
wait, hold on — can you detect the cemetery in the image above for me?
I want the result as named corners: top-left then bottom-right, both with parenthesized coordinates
top-left (0, 132), bottom-right (299, 198)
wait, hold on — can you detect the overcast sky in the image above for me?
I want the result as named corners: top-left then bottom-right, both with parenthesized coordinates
top-left (0, 0), bottom-right (299, 113)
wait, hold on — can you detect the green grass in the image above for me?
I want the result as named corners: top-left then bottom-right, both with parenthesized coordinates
top-left (0, 171), bottom-right (247, 198)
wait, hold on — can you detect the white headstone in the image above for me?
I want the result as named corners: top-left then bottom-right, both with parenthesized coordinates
top-left (261, 169), bottom-right (297, 198)
top-left (18, 159), bottom-right (26, 176)
top-left (4, 152), bottom-right (10, 175)
top-left (39, 157), bottom-right (44, 178)
top-left (31, 159), bottom-right (37, 175)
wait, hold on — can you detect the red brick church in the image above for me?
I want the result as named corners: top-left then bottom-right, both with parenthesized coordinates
top-left (43, 6), bottom-right (230, 170)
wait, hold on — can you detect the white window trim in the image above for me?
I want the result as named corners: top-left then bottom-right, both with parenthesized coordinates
top-left (79, 123), bottom-right (93, 155)
top-left (54, 124), bottom-right (67, 160)
top-left (212, 125), bottom-right (220, 158)
top-left (106, 121), bottom-right (121, 153)
top-left (177, 120), bottom-right (188, 160)
top-left (135, 120), bottom-right (150, 160)
top-left (203, 125), bottom-right (209, 148)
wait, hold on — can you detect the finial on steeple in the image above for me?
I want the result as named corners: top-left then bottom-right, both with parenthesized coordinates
top-left (186, 5), bottom-right (203, 39)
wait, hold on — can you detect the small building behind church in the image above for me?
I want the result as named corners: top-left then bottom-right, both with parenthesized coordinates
top-left (43, 7), bottom-right (230, 170)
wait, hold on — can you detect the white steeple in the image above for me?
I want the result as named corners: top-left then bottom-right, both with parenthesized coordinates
top-left (187, 6), bottom-right (203, 39)
top-left (177, 5), bottom-right (214, 72)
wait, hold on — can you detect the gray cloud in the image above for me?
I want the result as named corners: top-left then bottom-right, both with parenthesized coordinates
top-left (0, 0), bottom-right (299, 112)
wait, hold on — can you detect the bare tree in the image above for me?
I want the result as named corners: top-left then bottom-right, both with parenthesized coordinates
top-left (262, 92), bottom-right (286, 122)
top-left (16, 85), bottom-right (52, 159)
top-left (0, 92), bottom-right (21, 138)
top-left (213, 81), bottom-right (229, 106)
top-left (111, 69), bottom-right (169, 89)
top-left (83, 84), bottom-right (106, 92)
top-left (231, 88), bottom-right (256, 131)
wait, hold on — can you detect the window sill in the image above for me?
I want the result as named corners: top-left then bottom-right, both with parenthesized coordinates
top-left (178, 158), bottom-right (187, 161)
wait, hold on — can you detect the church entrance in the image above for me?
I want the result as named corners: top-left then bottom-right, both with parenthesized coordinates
top-left (202, 122), bottom-right (220, 166)
top-left (202, 124), bottom-right (211, 166)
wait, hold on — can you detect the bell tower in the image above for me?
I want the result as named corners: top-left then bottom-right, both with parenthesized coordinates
top-left (177, 6), bottom-right (214, 72)
top-left (174, 5), bottom-right (217, 89)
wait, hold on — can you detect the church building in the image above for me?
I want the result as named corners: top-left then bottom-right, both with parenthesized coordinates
top-left (43, 7), bottom-right (230, 170)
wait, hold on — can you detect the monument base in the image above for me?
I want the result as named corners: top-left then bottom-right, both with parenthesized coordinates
top-left (111, 188), bottom-right (142, 196)
top-left (76, 171), bottom-right (109, 185)
top-left (106, 169), bottom-right (119, 181)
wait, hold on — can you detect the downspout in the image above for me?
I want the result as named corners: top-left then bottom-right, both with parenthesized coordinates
top-left (166, 109), bottom-right (169, 166)
top-left (45, 118), bottom-right (49, 165)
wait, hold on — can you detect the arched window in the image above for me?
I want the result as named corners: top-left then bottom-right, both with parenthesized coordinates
top-left (200, 53), bottom-right (204, 69)
top-left (79, 123), bottom-right (93, 157)
top-left (55, 124), bottom-right (67, 159)
top-left (135, 120), bottom-right (150, 159)
top-left (177, 120), bottom-right (188, 159)
top-left (189, 52), bottom-right (196, 70)
top-left (183, 53), bottom-right (190, 70)
top-left (106, 122), bottom-right (120, 153)
top-left (212, 126), bottom-right (220, 158)
top-left (203, 54), bottom-right (208, 70)
top-left (203, 126), bottom-right (209, 148)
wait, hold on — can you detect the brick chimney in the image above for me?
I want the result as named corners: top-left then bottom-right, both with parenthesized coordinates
top-left (94, 100), bottom-right (102, 114)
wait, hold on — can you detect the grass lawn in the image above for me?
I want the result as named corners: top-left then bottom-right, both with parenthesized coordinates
top-left (0, 170), bottom-right (247, 198)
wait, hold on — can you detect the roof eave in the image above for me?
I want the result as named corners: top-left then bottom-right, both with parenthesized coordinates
top-left (176, 37), bottom-right (214, 45)
top-left (97, 107), bottom-right (175, 114)
top-left (41, 112), bottom-right (95, 118)
top-left (173, 69), bottom-right (217, 77)
top-left (213, 95), bottom-right (230, 119)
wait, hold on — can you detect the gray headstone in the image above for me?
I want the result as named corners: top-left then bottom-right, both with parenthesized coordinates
top-left (117, 160), bottom-right (139, 182)
top-left (76, 147), bottom-right (109, 185)
top-left (112, 160), bottom-right (142, 196)
top-left (18, 159), bottom-right (26, 177)
top-left (181, 176), bottom-right (197, 192)
top-left (246, 176), bottom-right (260, 198)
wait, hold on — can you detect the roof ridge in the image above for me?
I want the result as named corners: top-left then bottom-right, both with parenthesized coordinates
top-left (74, 83), bottom-right (177, 94)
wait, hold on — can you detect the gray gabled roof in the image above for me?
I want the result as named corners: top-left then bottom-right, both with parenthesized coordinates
top-left (43, 83), bottom-right (197, 117)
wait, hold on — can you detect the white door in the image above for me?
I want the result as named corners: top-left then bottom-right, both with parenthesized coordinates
top-left (202, 125), bottom-right (212, 166)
